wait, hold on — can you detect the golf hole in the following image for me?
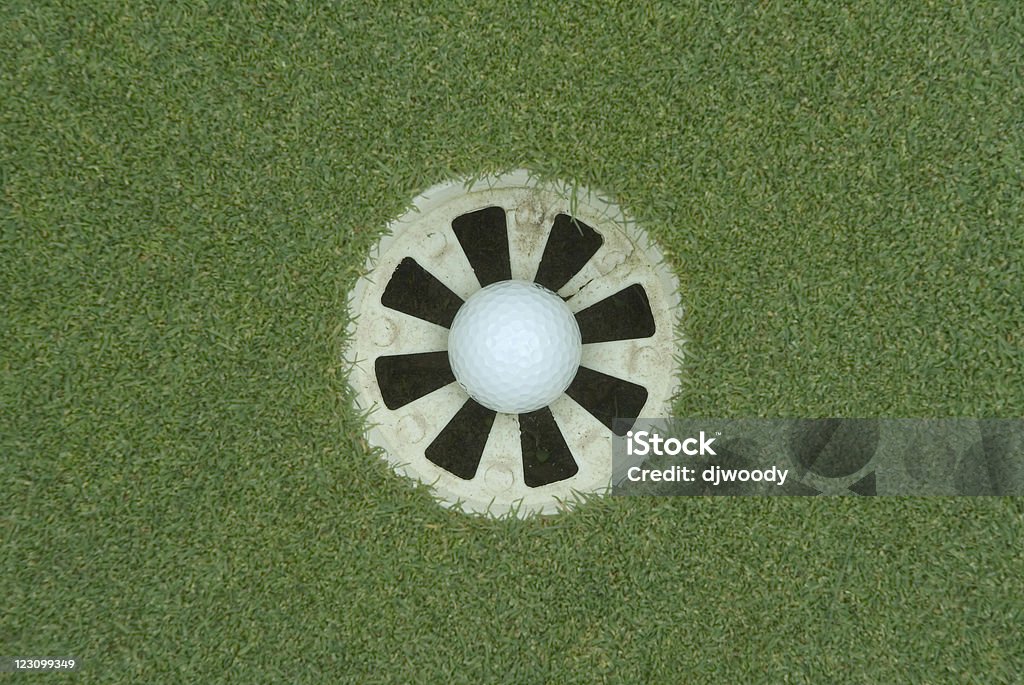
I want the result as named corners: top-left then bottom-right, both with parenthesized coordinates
top-left (345, 170), bottom-right (682, 516)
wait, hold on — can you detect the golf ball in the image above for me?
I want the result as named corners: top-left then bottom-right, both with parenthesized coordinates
top-left (447, 280), bottom-right (582, 414)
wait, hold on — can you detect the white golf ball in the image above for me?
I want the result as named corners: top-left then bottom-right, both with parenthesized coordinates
top-left (447, 280), bottom-right (582, 414)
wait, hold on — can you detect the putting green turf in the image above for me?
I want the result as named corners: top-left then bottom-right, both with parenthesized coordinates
top-left (2, 1), bottom-right (1022, 682)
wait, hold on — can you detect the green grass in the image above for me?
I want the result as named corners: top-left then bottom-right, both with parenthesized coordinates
top-left (2, 1), bottom-right (1023, 682)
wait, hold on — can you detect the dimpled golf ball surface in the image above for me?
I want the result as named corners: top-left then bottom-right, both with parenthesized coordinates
top-left (448, 280), bottom-right (582, 414)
